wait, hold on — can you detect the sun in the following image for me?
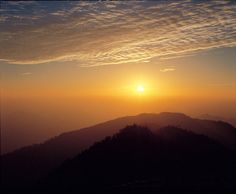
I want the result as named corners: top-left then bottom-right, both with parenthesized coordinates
top-left (136, 85), bottom-right (145, 93)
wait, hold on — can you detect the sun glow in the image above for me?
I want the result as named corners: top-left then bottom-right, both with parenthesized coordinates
top-left (136, 85), bottom-right (145, 93)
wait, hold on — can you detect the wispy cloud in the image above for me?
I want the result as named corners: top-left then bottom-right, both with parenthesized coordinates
top-left (0, 1), bottom-right (236, 66)
top-left (21, 72), bottom-right (32, 76)
top-left (160, 68), bottom-right (176, 73)
top-left (208, 83), bottom-right (236, 87)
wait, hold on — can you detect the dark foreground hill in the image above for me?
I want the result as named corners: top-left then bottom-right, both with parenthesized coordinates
top-left (1, 112), bottom-right (236, 190)
top-left (40, 125), bottom-right (236, 193)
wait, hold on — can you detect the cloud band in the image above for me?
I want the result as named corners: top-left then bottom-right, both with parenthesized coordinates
top-left (0, 1), bottom-right (236, 66)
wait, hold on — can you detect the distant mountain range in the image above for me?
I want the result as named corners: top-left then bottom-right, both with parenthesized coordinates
top-left (199, 114), bottom-right (236, 127)
top-left (1, 112), bottom-right (236, 192)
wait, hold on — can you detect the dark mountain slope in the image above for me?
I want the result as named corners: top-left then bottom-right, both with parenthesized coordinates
top-left (1, 112), bottom-right (236, 189)
top-left (41, 125), bottom-right (236, 193)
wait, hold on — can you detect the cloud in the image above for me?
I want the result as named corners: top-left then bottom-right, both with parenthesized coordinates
top-left (208, 83), bottom-right (236, 87)
top-left (21, 72), bottom-right (32, 76)
top-left (0, 1), bottom-right (236, 66)
top-left (160, 68), bottom-right (176, 73)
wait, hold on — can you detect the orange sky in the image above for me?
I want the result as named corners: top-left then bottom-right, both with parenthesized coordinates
top-left (1, 1), bottom-right (236, 154)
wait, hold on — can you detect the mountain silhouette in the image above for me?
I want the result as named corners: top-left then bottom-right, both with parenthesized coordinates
top-left (40, 125), bottom-right (236, 193)
top-left (199, 113), bottom-right (236, 128)
top-left (1, 112), bottom-right (236, 190)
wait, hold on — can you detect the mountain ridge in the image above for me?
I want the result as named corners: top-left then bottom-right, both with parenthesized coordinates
top-left (2, 112), bottom-right (236, 189)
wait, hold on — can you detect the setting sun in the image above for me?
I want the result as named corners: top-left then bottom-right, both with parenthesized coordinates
top-left (136, 85), bottom-right (145, 93)
top-left (1, 1), bottom-right (236, 192)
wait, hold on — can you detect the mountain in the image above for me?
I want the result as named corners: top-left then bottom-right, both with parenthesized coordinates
top-left (1, 112), bottom-right (236, 189)
top-left (199, 114), bottom-right (236, 127)
top-left (40, 125), bottom-right (236, 193)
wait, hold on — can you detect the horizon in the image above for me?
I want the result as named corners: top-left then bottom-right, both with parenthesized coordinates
top-left (1, 1), bottom-right (236, 154)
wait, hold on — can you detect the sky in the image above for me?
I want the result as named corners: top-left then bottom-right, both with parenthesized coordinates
top-left (1, 1), bottom-right (236, 153)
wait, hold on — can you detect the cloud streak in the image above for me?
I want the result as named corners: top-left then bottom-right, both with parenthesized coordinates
top-left (160, 68), bottom-right (176, 73)
top-left (0, 1), bottom-right (236, 66)
top-left (21, 72), bottom-right (32, 76)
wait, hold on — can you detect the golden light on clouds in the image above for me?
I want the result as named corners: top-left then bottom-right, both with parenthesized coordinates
top-left (1, 0), bottom-right (236, 157)
top-left (0, 1), bottom-right (236, 66)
